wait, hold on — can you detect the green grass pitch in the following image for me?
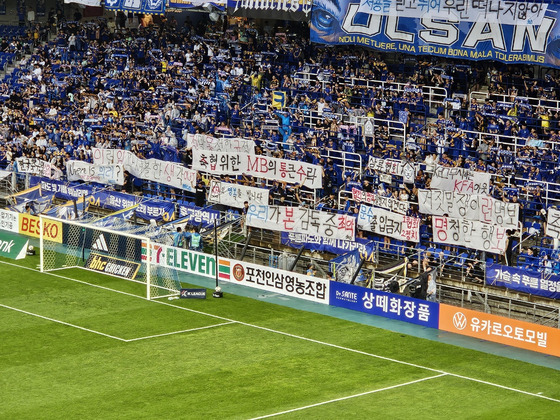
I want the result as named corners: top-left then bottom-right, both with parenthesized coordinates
top-left (1, 254), bottom-right (559, 419)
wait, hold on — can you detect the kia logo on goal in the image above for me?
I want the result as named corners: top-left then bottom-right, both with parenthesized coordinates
top-left (453, 312), bottom-right (468, 331)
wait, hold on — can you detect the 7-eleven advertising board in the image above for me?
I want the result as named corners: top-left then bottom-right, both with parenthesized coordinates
top-left (141, 242), bottom-right (329, 304)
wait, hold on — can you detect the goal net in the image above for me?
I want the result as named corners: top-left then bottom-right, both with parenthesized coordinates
top-left (39, 215), bottom-right (181, 300)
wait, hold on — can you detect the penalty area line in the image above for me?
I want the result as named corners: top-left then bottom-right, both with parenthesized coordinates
top-left (249, 373), bottom-right (448, 419)
top-left (0, 303), bottom-right (127, 342)
top-left (125, 321), bottom-right (237, 342)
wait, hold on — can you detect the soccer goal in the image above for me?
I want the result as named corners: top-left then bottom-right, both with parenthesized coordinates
top-left (39, 215), bottom-right (181, 300)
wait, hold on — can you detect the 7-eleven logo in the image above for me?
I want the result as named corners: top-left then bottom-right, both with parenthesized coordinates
top-left (218, 259), bottom-right (230, 280)
top-left (141, 241), bottom-right (163, 263)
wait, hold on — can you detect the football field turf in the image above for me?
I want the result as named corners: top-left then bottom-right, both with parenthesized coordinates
top-left (1, 255), bottom-right (559, 419)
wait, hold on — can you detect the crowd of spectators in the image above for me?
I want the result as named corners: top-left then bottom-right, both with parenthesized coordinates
top-left (1, 13), bottom-right (560, 279)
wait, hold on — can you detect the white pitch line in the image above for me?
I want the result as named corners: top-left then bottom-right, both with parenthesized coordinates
top-left (0, 303), bottom-right (127, 342)
top-left (3, 260), bottom-right (560, 404)
top-left (250, 373), bottom-right (448, 419)
top-left (125, 322), bottom-right (236, 342)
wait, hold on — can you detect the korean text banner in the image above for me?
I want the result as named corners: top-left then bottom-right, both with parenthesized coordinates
top-left (187, 134), bottom-right (255, 154)
top-left (281, 232), bottom-right (376, 260)
top-left (104, 0), bottom-right (165, 15)
top-left (439, 303), bottom-right (560, 358)
top-left (93, 148), bottom-right (196, 193)
top-left (357, 204), bottom-right (420, 242)
top-left (486, 264), bottom-right (560, 300)
top-left (418, 189), bottom-right (519, 229)
top-left (178, 205), bottom-right (220, 228)
top-left (367, 156), bottom-right (416, 183)
top-left (352, 187), bottom-right (409, 214)
top-left (329, 281), bottom-right (439, 328)
top-left (192, 150), bottom-right (322, 189)
top-left (136, 199), bottom-right (175, 222)
top-left (310, 0), bottom-right (560, 68)
top-left (247, 204), bottom-right (356, 240)
top-left (432, 216), bottom-right (507, 253)
top-left (208, 180), bottom-right (269, 208)
top-left (30, 177), bottom-right (95, 201)
top-left (430, 165), bottom-right (490, 194)
top-left (228, 0), bottom-right (312, 21)
top-left (16, 157), bottom-right (62, 180)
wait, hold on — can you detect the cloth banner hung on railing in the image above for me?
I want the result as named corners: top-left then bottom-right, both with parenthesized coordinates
top-left (246, 204), bottom-right (356, 241)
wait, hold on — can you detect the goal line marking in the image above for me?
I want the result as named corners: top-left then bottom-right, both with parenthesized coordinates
top-left (250, 374), bottom-right (448, 419)
top-left (3, 260), bottom-right (559, 404)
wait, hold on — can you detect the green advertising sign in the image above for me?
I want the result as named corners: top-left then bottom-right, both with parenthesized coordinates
top-left (0, 232), bottom-right (29, 260)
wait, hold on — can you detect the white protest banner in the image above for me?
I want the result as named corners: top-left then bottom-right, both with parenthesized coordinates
top-left (187, 134), bottom-right (256, 154)
top-left (430, 165), bottom-right (490, 194)
top-left (16, 157), bottom-right (62, 180)
top-left (0, 209), bottom-right (19, 233)
top-left (246, 204), bottom-right (355, 240)
top-left (352, 188), bottom-right (409, 214)
top-left (432, 216), bottom-right (507, 254)
top-left (419, 189), bottom-right (479, 220)
top-left (418, 190), bottom-right (519, 229)
top-left (357, 204), bottom-right (420, 242)
top-left (367, 157), bottom-right (416, 183)
top-left (546, 208), bottom-right (560, 240)
top-left (66, 161), bottom-right (124, 185)
top-left (207, 180), bottom-right (269, 208)
top-left (192, 150), bottom-right (322, 189)
top-left (479, 195), bottom-right (519, 229)
top-left (92, 148), bottom-right (197, 192)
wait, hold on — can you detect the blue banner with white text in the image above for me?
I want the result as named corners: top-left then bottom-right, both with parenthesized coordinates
top-left (105, 0), bottom-right (165, 15)
top-left (178, 205), bottom-right (220, 228)
top-left (486, 264), bottom-right (560, 300)
top-left (329, 281), bottom-right (440, 328)
top-left (310, 0), bottom-right (560, 68)
top-left (281, 232), bottom-right (376, 260)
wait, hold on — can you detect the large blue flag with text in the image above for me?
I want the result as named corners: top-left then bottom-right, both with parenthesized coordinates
top-left (310, 0), bottom-right (560, 68)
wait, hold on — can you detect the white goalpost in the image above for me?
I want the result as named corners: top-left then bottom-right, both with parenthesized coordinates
top-left (39, 215), bottom-right (181, 300)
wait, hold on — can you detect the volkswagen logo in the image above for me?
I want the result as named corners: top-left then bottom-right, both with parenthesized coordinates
top-left (452, 312), bottom-right (468, 330)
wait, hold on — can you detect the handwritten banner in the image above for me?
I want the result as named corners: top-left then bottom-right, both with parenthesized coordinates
top-left (432, 216), bottom-right (507, 253)
top-left (367, 156), bottom-right (416, 183)
top-left (66, 161), bottom-right (124, 185)
top-left (357, 204), bottom-right (420, 242)
top-left (357, 0), bottom-right (548, 26)
top-left (246, 205), bottom-right (355, 241)
top-left (546, 208), bottom-right (560, 240)
top-left (16, 158), bottom-right (62, 180)
top-left (430, 165), bottom-right (490, 194)
top-left (207, 180), bottom-right (269, 208)
top-left (192, 150), bottom-right (322, 189)
top-left (187, 134), bottom-right (256, 154)
top-left (92, 148), bottom-right (197, 192)
top-left (352, 188), bottom-right (409, 214)
top-left (419, 190), bottom-right (519, 229)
